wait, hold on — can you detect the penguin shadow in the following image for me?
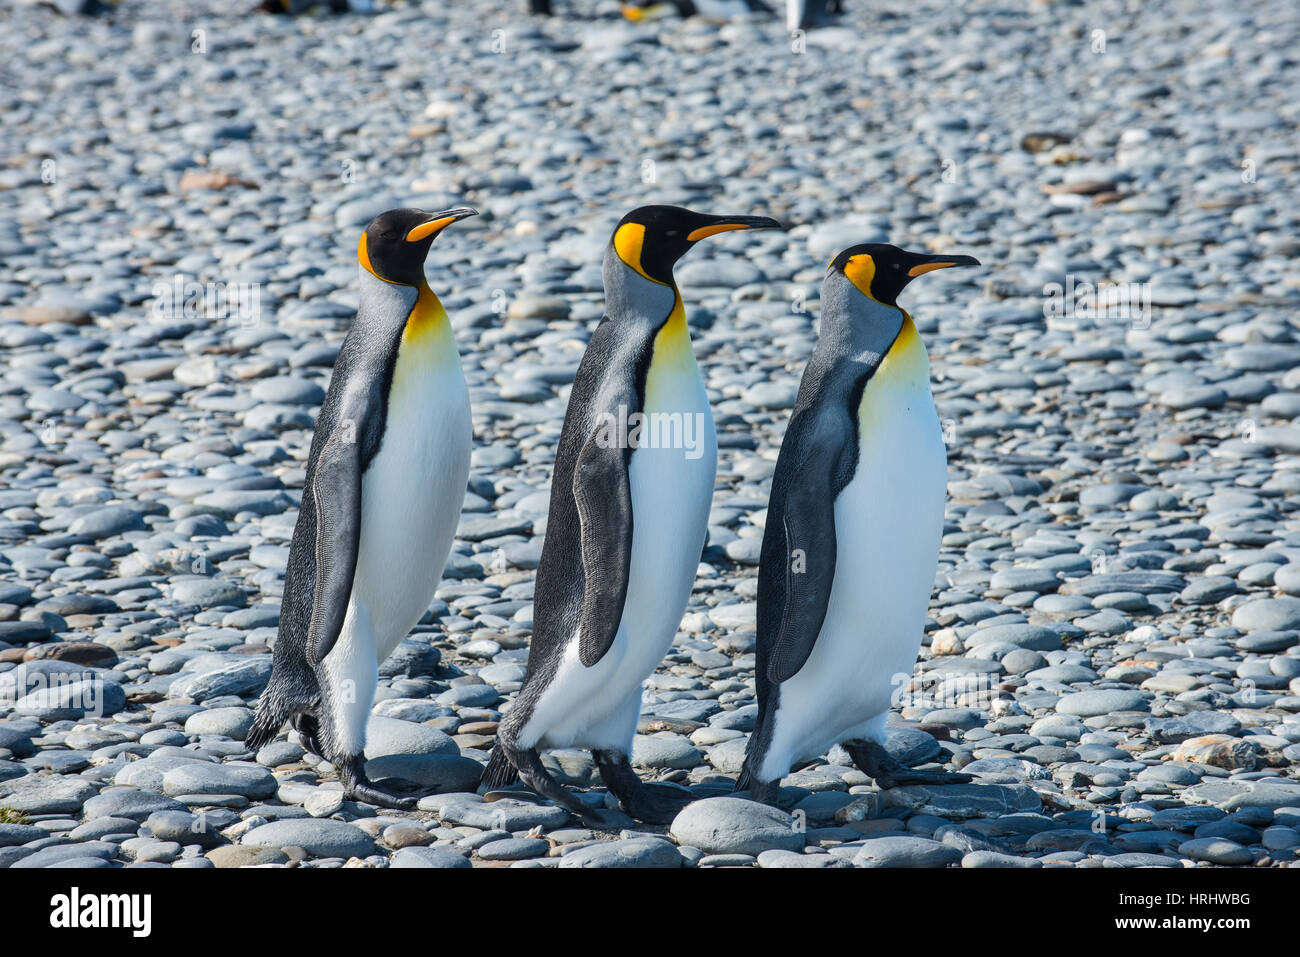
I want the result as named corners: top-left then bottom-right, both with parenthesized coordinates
top-left (476, 778), bottom-right (702, 832)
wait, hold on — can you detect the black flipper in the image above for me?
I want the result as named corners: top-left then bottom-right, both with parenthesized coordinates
top-left (306, 424), bottom-right (363, 667)
top-left (573, 431), bottom-right (633, 667)
top-left (766, 414), bottom-right (853, 683)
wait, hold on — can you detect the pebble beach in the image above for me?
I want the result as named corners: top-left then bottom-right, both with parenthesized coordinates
top-left (1, 0), bottom-right (1299, 870)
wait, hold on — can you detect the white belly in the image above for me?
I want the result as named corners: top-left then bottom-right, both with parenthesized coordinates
top-left (524, 361), bottom-right (717, 752)
top-left (348, 333), bottom-right (470, 662)
top-left (760, 328), bottom-right (945, 780)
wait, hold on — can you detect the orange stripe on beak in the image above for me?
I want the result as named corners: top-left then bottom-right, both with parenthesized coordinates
top-left (404, 216), bottom-right (456, 243)
top-left (907, 261), bottom-right (959, 277)
top-left (686, 223), bottom-right (751, 242)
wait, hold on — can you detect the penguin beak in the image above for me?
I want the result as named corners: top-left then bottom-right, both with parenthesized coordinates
top-left (404, 207), bottom-right (479, 243)
top-left (686, 215), bottom-right (784, 242)
top-left (905, 253), bottom-right (981, 277)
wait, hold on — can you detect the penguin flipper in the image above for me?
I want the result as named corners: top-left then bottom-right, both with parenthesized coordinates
top-left (766, 419), bottom-right (849, 684)
top-left (572, 432), bottom-right (633, 667)
top-left (305, 427), bottom-right (363, 667)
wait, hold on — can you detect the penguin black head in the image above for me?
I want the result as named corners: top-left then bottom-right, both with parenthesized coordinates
top-left (829, 244), bottom-right (980, 306)
top-left (358, 207), bottom-right (478, 286)
top-left (610, 205), bottom-right (783, 286)
top-left (621, 0), bottom-right (696, 20)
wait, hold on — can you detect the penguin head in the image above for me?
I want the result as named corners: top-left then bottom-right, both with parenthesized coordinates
top-left (621, 1), bottom-right (694, 20)
top-left (358, 207), bottom-right (478, 286)
top-left (610, 205), bottom-right (783, 286)
top-left (829, 244), bottom-right (980, 306)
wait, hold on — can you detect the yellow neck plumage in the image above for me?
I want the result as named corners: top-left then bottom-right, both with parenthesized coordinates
top-left (403, 283), bottom-right (451, 347)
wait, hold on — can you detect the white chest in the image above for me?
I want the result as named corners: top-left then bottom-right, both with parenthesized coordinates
top-left (352, 323), bottom-right (471, 654)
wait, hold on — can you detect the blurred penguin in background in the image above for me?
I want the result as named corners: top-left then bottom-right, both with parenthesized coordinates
top-left (787, 0), bottom-right (842, 30)
top-left (257, 0), bottom-right (373, 13)
top-left (30, 0), bottom-right (117, 14)
top-left (620, 0), bottom-right (770, 21)
top-left (527, 0), bottom-right (844, 26)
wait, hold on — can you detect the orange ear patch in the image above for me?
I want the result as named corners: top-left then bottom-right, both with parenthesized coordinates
top-left (613, 222), bottom-right (650, 280)
top-left (358, 232), bottom-right (378, 276)
top-left (842, 254), bottom-right (877, 299)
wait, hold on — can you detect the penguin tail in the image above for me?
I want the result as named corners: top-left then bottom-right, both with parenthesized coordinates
top-left (478, 742), bottom-right (520, 790)
top-left (245, 697), bottom-right (290, 753)
top-left (245, 671), bottom-right (316, 753)
top-left (733, 766), bottom-right (753, 794)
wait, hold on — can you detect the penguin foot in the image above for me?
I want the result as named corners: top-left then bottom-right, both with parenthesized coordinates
top-left (290, 711), bottom-right (324, 758)
top-left (871, 767), bottom-right (974, 789)
top-left (338, 758), bottom-right (421, 810)
top-left (844, 740), bottom-right (972, 790)
top-left (621, 783), bottom-right (693, 825)
top-left (504, 744), bottom-right (590, 817)
top-left (593, 749), bottom-right (692, 824)
top-left (576, 806), bottom-right (636, 830)
top-left (342, 776), bottom-right (420, 811)
top-left (733, 778), bottom-right (781, 807)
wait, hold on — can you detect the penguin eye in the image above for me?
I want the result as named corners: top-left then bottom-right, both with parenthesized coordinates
top-left (664, 229), bottom-right (680, 238)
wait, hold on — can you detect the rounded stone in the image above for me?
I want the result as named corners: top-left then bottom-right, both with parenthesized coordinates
top-left (476, 837), bottom-right (550, 861)
top-left (854, 836), bottom-right (963, 868)
top-left (241, 819), bottom-right (375, 859)
top-left (669, 798), bottom-right (803, 856)
top-left (184, 706), bottom-right (255, 739)
top-left (1177, 837), bottom-right (1253, 866)
top-left (559, 838), bottom-right (683, 869)
top-left (1232, 597), bottom-right (1300, 633)
top-left (363, 716), bottom-right (459, 759)
top-left (390, 846), bottom-right (472, 869)
top-left (1056, 689), bottom-right (1149, 717)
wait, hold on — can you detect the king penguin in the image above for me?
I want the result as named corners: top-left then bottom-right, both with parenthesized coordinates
top-left (736, 243), bottom-right (980, 805)
top-left (257, 0), bottom-right (371, 14)
top-left (786, 0), bottom-right (842, 31)
top-left (481, 205), bottom-right (782, 823)
top-left (246, 206), bottom-right (478, 809)
top-left (621, 0), bottom-right (771, 22)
